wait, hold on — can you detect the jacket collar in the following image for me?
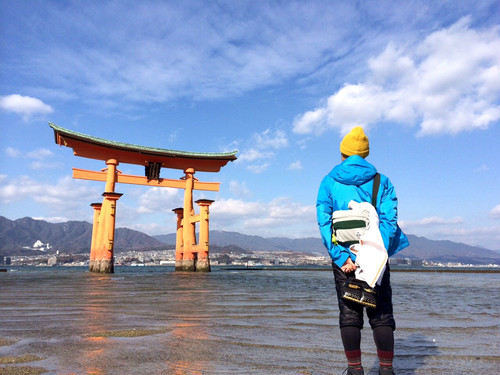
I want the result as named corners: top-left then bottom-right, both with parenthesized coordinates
top-left (329, 155), bottom-right (378, 186)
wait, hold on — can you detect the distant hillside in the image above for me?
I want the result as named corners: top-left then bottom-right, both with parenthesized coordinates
top-left (2, 217), bottom-right (499, 265)
top-left (155, 231), bottom-right (326, 253)
top-left (156, 230), bottom-right (500, 265)
top-left (0, 216), bottom-right (165, 255)
top-left (396, 234), bottom-right (500, 264)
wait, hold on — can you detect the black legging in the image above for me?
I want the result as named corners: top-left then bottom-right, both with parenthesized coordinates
top-left (341, 325), bottom-right (394, 352)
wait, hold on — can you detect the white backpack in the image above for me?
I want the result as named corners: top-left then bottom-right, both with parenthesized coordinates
top-left (331, 173), bottom-right (380, 246)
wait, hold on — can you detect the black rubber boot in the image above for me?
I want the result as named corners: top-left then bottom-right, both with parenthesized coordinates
top-left (378, 367), bottom-right (395, 375)
top-left (343, 366), bottom-right (364, 375)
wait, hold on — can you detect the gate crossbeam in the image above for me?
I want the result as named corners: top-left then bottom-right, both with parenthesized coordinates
top-left (73, 168), bottom-right (220, 191)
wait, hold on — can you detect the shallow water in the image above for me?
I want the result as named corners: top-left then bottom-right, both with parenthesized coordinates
top-left (1, 267), bottom-right (499, 374)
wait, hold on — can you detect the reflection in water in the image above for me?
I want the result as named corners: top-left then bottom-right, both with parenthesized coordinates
top-left (83, 273), bottom-right (115, 331)
top-left (167, 322), bottom-right (209, 375)
top-left (163, 273), bottom-right (211, 374)
top-left (83, 337), bottom-right (107, 375)
top-left (80, 274), bottom-right (114, 375)
top-left (79, 272), bottom-right (214, 374)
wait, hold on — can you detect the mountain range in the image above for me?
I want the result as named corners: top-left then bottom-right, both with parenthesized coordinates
top-left (1, 216), bottom-right (499, 265)
top-left (0, 216), bottom-right (162, 255)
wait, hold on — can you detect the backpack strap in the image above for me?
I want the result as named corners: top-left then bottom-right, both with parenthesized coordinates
top-left (371, 173), bottom-right (380, 207)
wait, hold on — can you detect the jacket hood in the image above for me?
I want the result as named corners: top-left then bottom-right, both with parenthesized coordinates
top-left (329, 155), bottom-right (378, 186)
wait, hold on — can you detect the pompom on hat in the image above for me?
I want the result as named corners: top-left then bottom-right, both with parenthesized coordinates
top-left (340, 126), bottom-right (369, 158)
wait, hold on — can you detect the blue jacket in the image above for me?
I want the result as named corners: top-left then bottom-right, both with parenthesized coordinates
top-left (316, 155), bottom-right (409, 268)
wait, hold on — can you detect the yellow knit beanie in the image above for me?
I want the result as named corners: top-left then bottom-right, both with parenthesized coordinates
top-left (340, 126), bottom-right (370, 158)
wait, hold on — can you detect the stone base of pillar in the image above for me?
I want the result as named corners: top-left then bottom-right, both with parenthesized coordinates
top-left (195, 257), bottom-right (211, 272)
top-left (99, 259), bottom-right (114, 273)
top-left (174, 258), bottom-right (210, 272)
top-left (89, 259), bottom-right (114, 273)
top-left (175, 259), bottom-right (183, 271)
top-left (175, 259), bottom-right (195, 272)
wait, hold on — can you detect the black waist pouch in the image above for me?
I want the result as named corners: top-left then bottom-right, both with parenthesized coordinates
top-left (341, 279), bottom-right (378, 309)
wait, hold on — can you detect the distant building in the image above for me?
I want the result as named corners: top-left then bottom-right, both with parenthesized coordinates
top-left (23, 240), bottom-right (52, 251)
top-left (33, 240), bottom-right (51, 251)
top-left (0, 255), bottom-right (4, 265)
top-left (5, 257), bottom-right (11, 265)
top-left (410, 259), bottom-right (423, 267)
top-left (389, 258), bottom-right (408, 265)
top-left (389, 258), bottom-right (424, 267)
top-left (47, 256), bottom-right (58, 266)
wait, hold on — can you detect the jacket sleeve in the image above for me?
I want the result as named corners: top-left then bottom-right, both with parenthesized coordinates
top-left (378, 176), bottom-right (399, 252)
top-left (316, 176), bottom-right (350, 268)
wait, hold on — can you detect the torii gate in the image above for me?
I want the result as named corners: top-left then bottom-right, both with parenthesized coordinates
top-left (50, 123), bottom-right (237, 273)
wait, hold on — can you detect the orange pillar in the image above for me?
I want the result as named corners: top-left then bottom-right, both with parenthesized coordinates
top-left (195, 199), bottom-right (213, 272)
top-left (180, 168), bottom-right (197, 271)
top-left (173, 207), bottom-right (184, 271)
top-left (98, 192), bottom-right (122, 273)
top-left (91, 159), bottom-right (122, 274)
top-left (89, 203), bottom-right (102, 272)
top-left (104, 159), bottom-right (118, 192)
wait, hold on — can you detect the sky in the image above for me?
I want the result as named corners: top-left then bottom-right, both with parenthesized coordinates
top-left (1, 0), bottom-right (499, 251)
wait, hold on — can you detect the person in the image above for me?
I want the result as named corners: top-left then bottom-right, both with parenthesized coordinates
top-left (316, 126), bottom-right (409, 375)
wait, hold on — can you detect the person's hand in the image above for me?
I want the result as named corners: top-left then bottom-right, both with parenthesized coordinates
top-left (341, 257), bottom-right (356, 273)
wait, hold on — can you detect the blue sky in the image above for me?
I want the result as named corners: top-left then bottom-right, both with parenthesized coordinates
top-left (1, 0), bottom-right (499, 250)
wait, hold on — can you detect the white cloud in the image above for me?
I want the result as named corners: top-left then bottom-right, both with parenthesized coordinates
top-left (237, 148), bottom-right (274, 163)
top-left (246, 163), bottom-right (270, 174)
top-left (293, 18), bottom-right (500, 136)
top-left (26, 148), bottom-right (60, 169)
top-left (29, 161), bottom-right (63, 170)
top-left (254, 129), bottom-right (288, 149)
top-left (400, 216), bottom-right (464, 227)
top-left (237, 129), bottom-right (288, 163)
top-left (0, 175), bottom-right (100, 213)
top-left (5, 147), bottom-right (60, 170)
top-left (267, 197), bottom-right (314, 219)
top-left (5, 147), bottom-right (54, 159)
top-left (415, 225), bottom-right (500, 251)
top-left (211, 199), bottom-right (264, 221)
top-left (229, 180), bottom-right (250, 197)
top-left (136, 187), bottom-right (181, 214)
top-left (293, 107), bottom-right (328, 135)
top-left (0, 94), bottom-right (53, 121)
top-left (490, 204), bottom-right (500, 219)
top-left (474, 165), bottom-right (489, 172)
top-left (211, 197), bottom-right (316, 238)
top-left (123, 222), bottom-right (168, 236)
top-left (5, 147), bottom-right (21, 158)
top-left (288, 161), bottom-right (303, 170)
top-left (237, 129), bottom-right (290, 173)
top-left (6, 2), bottom-right (365, 105)
top-left (26, 148), bottom-right (54, 160)
top-left (33, 216), bottom-right (69, 223)
top-left (399, 214), bottom-right (500, 250)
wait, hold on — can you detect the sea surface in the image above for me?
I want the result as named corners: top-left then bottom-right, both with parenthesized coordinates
top-left (1, 266), bottom-right (499, 375)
